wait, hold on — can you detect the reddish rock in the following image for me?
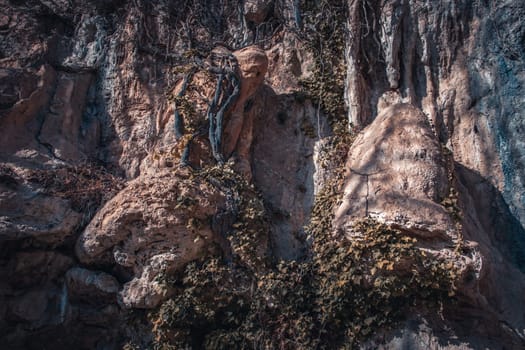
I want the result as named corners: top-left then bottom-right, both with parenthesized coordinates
top-left (335, 103), bottom-right (453, 239)
top-left (39, 72), bottom-right (94, 162)
top-left (75, 167), bottom-right (228, 308)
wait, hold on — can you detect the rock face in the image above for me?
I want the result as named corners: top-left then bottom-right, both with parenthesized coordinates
top-left (0, 181), bottom-right (82, 244)
top-left (1, 0), bottom-right (525, 349)
top-left (76, 167), bottom-right (228, 308)
top-left (335, 104), bottom-right (452, 238)
top-left (335, 102), bottom-right (525, 348)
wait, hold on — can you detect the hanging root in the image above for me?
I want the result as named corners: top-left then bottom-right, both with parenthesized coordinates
top-left (173, 69), bottom-right (195, 139)
top-left (175, 51), bottom-right (241, 166)
top-left (208, 72), bottom-right (225, 163)
top-left (207, 53), bottom-right (241, 164)
top-left (212, 69), bottom-right (240, 163)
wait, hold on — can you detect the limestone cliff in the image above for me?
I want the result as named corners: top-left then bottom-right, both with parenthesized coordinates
top-left (1, 0), bottom-right (525, 349)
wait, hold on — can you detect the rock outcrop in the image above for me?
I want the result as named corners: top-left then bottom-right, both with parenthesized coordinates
top-left (1, 0), bottom-right (525, 349)
top-left (76, 167), bottom-right (228, 308)
top-left (335, 102), bottom-right (525, 348)
top-left (335, 103), bottom-right (453, 238)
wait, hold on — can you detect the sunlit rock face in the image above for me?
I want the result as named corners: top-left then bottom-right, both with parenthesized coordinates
top-left (335, 103), bottom-right (452, 238)
top-left (1, 0), bottom-right (525, 348)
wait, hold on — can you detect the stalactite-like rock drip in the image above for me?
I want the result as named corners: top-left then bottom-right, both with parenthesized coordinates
top-left (344, 0), bottom-right (370, 128)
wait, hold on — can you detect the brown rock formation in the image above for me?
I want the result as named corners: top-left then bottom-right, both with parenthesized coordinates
top-left (335, 104), bottom-right (453, 238)
top-left (1, 0), bottom-right (525, 349)
top-left (76, 167), bottom-right (229, 308)
top-left (223, 46), bottom-right (268, 177)
top-left (166, 45), bottom-right (269, 179)
top-left (335, 102), bottom-right (525, 348)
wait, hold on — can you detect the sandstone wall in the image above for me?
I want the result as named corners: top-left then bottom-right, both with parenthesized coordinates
top-left (1, 0), bottom-right (525, 348)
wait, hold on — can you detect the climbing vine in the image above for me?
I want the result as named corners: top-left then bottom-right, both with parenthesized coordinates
top-left (147, 218), bottom-right (460, 349)
top-left (299, 0), bottom-right (347, 127)
top-left (440, 144), bottom-right (465, 253)
top-left (167, 49), bottom-right (241, 166)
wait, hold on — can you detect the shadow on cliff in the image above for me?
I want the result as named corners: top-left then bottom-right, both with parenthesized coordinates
top-left (456, 162), bottom-right (525, 273)
top-left (252, 85), bottom-right (330, 260)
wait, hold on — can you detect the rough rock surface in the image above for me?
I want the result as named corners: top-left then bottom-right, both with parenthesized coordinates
top-left (76, 167), bottom-right (228, 309)
top-left (335, 103), bottom-right (452, 238)
top-left (1, 0), bottom-right (525, 349)
top-left (336, 102), bottom-right (525, 348)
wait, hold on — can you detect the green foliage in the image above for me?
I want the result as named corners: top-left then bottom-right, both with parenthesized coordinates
top-left (167, 83), bottom-right (206, 137)
top-left (149, 219), bottom-right (459, 349)
top-left (299, 0), bottom-right (347, 125)
top-left (311, 218), bottom-right (459, 346)
top-left (440, 144), bottom-right (465, 252)
top-left (300, 116), bottom-right (317, 139)
top-left (182, 48), bottom-right (205, 60)
top-left (195, 164), bottom-right (270, 270)
top-left (441, 187), bottom-right (462, 222)
top-left (151, 259), bottom-right (252, 348)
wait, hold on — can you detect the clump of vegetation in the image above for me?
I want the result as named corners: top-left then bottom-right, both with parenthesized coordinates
top-left (310, 218), bottom-right (459, 347)
top-left (194, 163), bottom-right (270, 270)
top-left (27, 164), bottom-right (124, 215)
top-left (440, 144), bottom-right (465, 252)
top-left (148, 216), bottom-right (459, 349)
top-left (169, 94), bottom-right (200, 134)
top-left (300, 116), bottom-right (317, 139)
top-left (299, 0), bottom-right (347, 126)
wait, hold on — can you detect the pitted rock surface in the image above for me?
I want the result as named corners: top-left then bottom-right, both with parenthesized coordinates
top-left (335, 103), bottom-right (453, 238)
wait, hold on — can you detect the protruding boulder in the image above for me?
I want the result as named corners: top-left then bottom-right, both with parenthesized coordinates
top-left (335, 103), bottom-right (453, 239)
top-left (76, 167), bottom-right (228, 308)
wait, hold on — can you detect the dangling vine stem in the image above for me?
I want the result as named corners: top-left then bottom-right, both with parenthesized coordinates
top-left (173, 68), bottom-right (196, 139)
top-left (175, 51), bottom-right (241, 166)
top-left (208, 71), bottom-right (225, 162)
